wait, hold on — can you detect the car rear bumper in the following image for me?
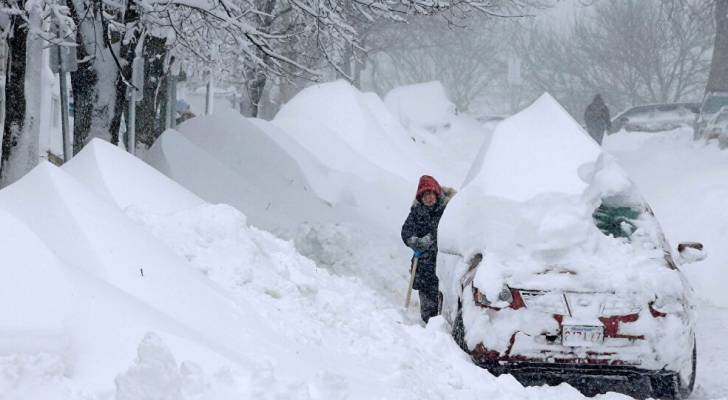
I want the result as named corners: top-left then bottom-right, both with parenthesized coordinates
top-left (469, 339), bottom-right (674, 397)
top-left (475, 359), bottom-right (676, 398)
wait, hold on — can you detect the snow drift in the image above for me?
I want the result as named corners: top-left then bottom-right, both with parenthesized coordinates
top-left (145, 112), bottom-right (337, 235)
top-left (63, 139), bottom-right (205, 214)
top-left (384, 81), bottom-right (456, 132)
top-left (383, 81), bottom-right (491, 185)
top-left (274, 80), bottom-right (430, 183)
top-left (0, 158), bottom-right (298, 396)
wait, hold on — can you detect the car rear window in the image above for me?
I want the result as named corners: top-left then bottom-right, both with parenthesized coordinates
top-left (593, 204), bottom-right (641, 239)
top-left (703, 96), bottom-right (728, 114)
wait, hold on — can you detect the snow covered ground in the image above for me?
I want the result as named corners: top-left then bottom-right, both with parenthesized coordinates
top-left (1, 82), bottom-right (727, 399)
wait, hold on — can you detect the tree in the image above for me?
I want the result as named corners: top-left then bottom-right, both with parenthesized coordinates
top-left (2, 0), bottom-right (533, 169)
top-left (67, 0), bottom-right (125, 153)
top-left (0, 0), bottom-right (74, 184)
top-left (368, 16), bottom-right (508, 111)
top-left (707, 0), bottom-right (728, 92)
top-left (514, 0), bottom-right (712, 119)
top-left (2, 11), bottom-right (27, 172)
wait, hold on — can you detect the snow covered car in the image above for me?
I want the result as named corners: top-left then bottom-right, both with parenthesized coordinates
top-left (437, 94), bottom-right (705, 399)
top-left (694, 91), bottom-right (728, 140)
top-left (700, 106), bottom-right (728, 148)
top-left (609, 103), bottom-right (698, 134)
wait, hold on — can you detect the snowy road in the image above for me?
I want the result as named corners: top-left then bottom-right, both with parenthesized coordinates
top-left (694, 305), bottom-right (728, 399)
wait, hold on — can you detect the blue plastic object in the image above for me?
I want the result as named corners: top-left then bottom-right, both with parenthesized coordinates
top-left (414, 249), bottom-right (423, 258)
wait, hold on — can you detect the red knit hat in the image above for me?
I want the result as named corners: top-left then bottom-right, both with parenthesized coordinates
top-left (416, 175), bottom-right (443, 200)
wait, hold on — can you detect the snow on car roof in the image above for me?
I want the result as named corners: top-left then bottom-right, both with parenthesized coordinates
top-left (461, 93), bottom-right (601, 201)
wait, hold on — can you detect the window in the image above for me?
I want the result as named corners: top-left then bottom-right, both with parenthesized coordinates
top-left (702, 95), bottom-right (728, 114)
top-left (592, 204), bottom-right (641, 239)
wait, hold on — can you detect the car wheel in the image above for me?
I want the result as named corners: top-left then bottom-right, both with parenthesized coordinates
top-left (694, 125), bottom-right (703, 141)
top-left (649, 337), bottom-right (696, 400)
top-left (679, 339), bottom-right (697, 398)
top-left (452, 303), bottom-right (469, 353)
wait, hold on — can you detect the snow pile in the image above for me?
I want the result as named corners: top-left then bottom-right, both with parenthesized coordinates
top-left (383, 82), bottom-right (490, 182)
top-left (64, 139), bottom-right (205, 214)
top-left (384, 81), bottom-right (456, 133)
top-left (250, 118), bottom-right (411, 228)
top-left (274, 80), bottom-right (431, 183)
top-left (606, 128), bottom-right (728, 307)
top-left (145, 112), bottom-right (337, 235)
top-left (461, 93), bottom-right (601, 199)
top-left (439, 94), bottom-right (683, 301)
top-left (269, 80), bottom-right (447, 227)
top-left (0, 160), bottom-right (294, 397)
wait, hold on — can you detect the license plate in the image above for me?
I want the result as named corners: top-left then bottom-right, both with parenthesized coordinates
top-left (562, 325), bottom-right (604, 347)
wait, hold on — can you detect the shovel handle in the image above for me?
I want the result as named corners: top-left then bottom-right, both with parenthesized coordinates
top-left (405, 257), bottom-right (419, 308)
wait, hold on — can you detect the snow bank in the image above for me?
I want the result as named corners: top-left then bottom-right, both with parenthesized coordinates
top-left (274, 80), bottom-right (431, 183)
top-left (271, 81), bottom-right (448, 227)
top-left (145, 113), bottom-right (337, 235)
top-left (64, 139), bottom-right (204, 214)
top-left (384, 81), bottom-right (456, 132)
top-left (0, 164), bottom-right (312, 397)
top-left (380, 82), bottom-right (492, 186)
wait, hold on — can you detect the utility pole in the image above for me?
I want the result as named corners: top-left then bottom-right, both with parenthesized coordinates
top-left (166, 72), bottom-right (177, 129)
top-left (57, 48), bottom-right (71, 161)
top-left (128, 56), bottom-right (144, 155)
top-left (49, 23), bottom-right (77, 162)
top-left (0, 38), bottom-right (7, 148)
top-left (205, 73), bottom-right (214, 115)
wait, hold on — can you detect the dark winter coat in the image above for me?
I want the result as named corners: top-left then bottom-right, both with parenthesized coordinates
top-left (401, 187), bottom-right (456, 292)
top-left (584, 95), bottom-right (611, 143)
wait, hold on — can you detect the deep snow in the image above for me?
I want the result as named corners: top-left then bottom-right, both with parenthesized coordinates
top-left (1, 81), bottom-right (728, 399)
top-left (0, 138), bottom-right (615, 400)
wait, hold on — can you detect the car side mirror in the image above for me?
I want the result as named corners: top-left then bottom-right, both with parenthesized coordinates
top-left (678, 242), bottom-right (707, 264)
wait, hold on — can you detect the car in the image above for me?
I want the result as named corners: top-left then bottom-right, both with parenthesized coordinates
top-left (438, 94), bottom-right (705, 399)
top-left (609, 103), bottom-right (698, 134)
top-left (475, 114), bottom-right (507, 124)
top-left (700, 106), bottom-right (728, 148)
top-left (694, 91), bottom-right (728, 140)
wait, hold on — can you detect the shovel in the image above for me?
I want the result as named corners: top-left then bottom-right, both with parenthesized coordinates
top-left (404, 254), bottom-right (420, 309)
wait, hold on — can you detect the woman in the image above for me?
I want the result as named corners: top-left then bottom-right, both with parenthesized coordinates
top-left (401, 175), bottom-right (455, 323)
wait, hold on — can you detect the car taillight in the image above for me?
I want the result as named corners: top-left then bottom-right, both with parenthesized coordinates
top-left (649, 302), bottom-right (667, 318)
top-left (474, 288), bottom-right (490, 306)
top-left (649, 296), bottom-right (684, 317)
top-left (473, 286), bottom-right (520, 309)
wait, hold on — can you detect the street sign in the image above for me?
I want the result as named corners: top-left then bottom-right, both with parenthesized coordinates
top-left (131, 56), bottom-right (144, 102)
top-left (49, 22), bottom-right (78, 74)
top-left (49, 45), bottom-right (78, 73)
